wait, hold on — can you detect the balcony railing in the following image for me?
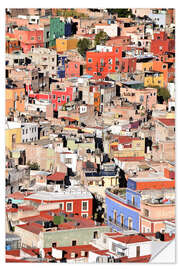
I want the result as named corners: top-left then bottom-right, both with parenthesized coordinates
top-left (105, 189), bottom-right (140, 209)
top-left (104, 218), bottom-right (137, 234)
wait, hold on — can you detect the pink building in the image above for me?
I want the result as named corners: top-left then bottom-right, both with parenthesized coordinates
top-left (65, 61), bottom-right (81, 78)
top-left (13, 28), bottom-right (44, 53)
top-left (120, 86), bottom-right (157, 110)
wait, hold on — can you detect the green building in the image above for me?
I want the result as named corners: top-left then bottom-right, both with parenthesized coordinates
top-left (50, 17), bottom-right (65, 47)
top-left (40, 225), bottom-right (110, 248)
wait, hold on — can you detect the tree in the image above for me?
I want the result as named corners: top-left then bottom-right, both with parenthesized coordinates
top-left (27, 161), bottom-right (40, 170)
top-left (95, 31), bottom-right (109, 46)
top-left (107, 9), bottom-right (132, 18)
top-left (157, 87), bottom-right (171, 102)
top-left (77, 38), bottom-right (92, 57)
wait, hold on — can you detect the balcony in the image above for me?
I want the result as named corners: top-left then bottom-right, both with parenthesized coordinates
top-left (104, 218), bottom-right (137, 234)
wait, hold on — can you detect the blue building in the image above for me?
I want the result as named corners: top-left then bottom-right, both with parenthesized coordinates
top-left (57, 55), bottom-right (67, 78)
top-left (105, 179), bottom-right (141, 233)
top-left (65, 22), bottom-right (72, 37)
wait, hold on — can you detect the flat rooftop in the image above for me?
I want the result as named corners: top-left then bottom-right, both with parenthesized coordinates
top-left (25, 186), bottom-right (93, 202)
top-left (129, 176), bottom-right (174, 183)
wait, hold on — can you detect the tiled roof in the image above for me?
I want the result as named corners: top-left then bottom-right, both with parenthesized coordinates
top-left (47, 172), bottom-right (66, 181)
top-left (116, 156), bottom-right (145, 161)
top-left (118, 136), bottom-right (140, 144)
top-left (158, 118), bottom-right (175, 126)
top-left (113, 234), bottom-right (151, 244)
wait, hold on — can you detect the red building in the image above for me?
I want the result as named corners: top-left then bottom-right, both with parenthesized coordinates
top-left (24, 186), bottom-right (93, 218)
top-left (29, 86), bottom-right (74, 111)
top-left (65, 61), bottom-right (81, 78)
top-left (150, 31), bottom-right (175, 56)
top-left (13, 28), bottom-right (44, 53)
top-left (86, 45), bottom-right (136, 79)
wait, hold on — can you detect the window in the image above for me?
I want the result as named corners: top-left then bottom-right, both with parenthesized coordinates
top-left (31, 36), bottom-right (35, 40)
top-left (88, 67), bottom-right (92, 71)
top-left (128, 217), bottom-right (133, 230)
top-left (108, 66), bottom-right (112, 70)
top-left (93, 231), bottom-right (98, 239)
top-left (115, 66), bottom-right (119, 71)
top-left (53, 95), bottom-right (56, 99)
top-left (72, 240), bottom-right (77, 246)
top-left (132, 196), bottom-right (135, 206)
top-left (100, 59), bottom-right (104, 66)
top-left (113, 210), bottom-right (117, 224)
top-left (88, 58), bottom-right (92, 63)
top-left (75, 64), bottom-right (78, 68)
top-left (144, 209), bottom-right (149, 217)
top-left (120, 214), bottom-right (124, 226)
top-left (46, 31), bottom-right (50, 38)
top-left (62, 95), bottom-right (65, 101)
top-left (100, 67), bottom-right (103, 72)
top-left (66, 202), bottom-right (73, 212)
top-left (59, 203), bottom-right (64, 210)
top-left (115, 48), bottom-right (119, 53)
top-left (57, 97), bottom-right (61, 103)
top-left (108, 58), bottom-right (112, 64)
top-left (140, 95), bottom-right (144, 102)
top-left (38, 36), bottom-right (41, 40)
top-left (163, 64), bottom-right (167, 69)
top-left (65, 158), bottom-right (71, 164)
top-left (82, 201), bottom-right (88, 211)
top-left (22, 129), bottom-right (24, 135)
top-left (112, 242), bottom-right (116, 252)
top-left (66, 96), bottom-right (70, 103)
top-left (52, 242), bottom-right (57, 248)
top-left (81, 213), bottom-right (88, 218)
top-left (26, 129), bottom-right (28, 134)
top-left (52, 58), bottom-right (54, 62)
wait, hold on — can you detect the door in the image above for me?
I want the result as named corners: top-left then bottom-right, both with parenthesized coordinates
top-left (120, 215), bottom-right (124, 227)
top-left (136, 246), bottom-right (140, 257)
top-left (114, 210), bottom-right (117, 224)
top-left (128, 218), bottom-right (133, 230)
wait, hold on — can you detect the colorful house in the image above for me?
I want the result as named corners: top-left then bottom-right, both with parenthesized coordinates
top-left (150, 32), bottom-right (175, 56)
top-left (13, 27), bottom-right (44, 53)
top-left (56, 38), bottom-right (78, 53)
top-left (5, 122), bottom-right (22, 151)
top-left (49, 17), bottom-right (65, 47)
top-left (105, 176), bottom-right (175, 233)
top-left (6, 87), bottom-right (25, 116)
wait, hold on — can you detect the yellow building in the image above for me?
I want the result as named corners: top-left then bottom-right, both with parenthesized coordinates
top-left (6, 87), bottom-right (25, 116)
top-left (5, 123), bottom-right (22, 151)
top-left (144, 71), bottom-right (164, 88)
top-left (110, 138), bottom-right (145, 158)
top-left (56, 38), bottom-right (78, 52)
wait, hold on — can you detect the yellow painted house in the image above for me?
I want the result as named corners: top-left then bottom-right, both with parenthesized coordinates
top-left (5, 123), bottom-right (22, 151)
top-left (144, 71), bottom-right (164, 88)
top-left (56, 38), bottom-right (78, 52)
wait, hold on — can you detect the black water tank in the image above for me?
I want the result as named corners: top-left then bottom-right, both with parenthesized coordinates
top-left (160, 233), bottom-right (165, 241)
top-left (155, 231), bottom-right (161, 239)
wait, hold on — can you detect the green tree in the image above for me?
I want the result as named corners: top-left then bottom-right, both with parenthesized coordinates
top-left (95, 31), bottom-right (109, 46)
top-left (27, 161), bottom-right (40, 170)
top-left (157, 87), bottom-right (171, 102)
top-left (107, 9), bottom-right (132, 18)
top-left (77, 38), bottom-right (92, 57)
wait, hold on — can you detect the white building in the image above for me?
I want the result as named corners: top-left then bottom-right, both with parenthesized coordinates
top-left (59, 151), bottom-right (78, 173)
top-left (94, 23), bottom-right (118, 37)
top-left (21, 122), bottom-right (39, 143)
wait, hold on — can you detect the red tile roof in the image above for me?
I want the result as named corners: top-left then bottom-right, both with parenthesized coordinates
top-left (118, 136), bottom-right (140, 144)
top-left (16, 222), bottom-right (43, 235)
top-left (47, 172), bottom-right (66, 181)
top-left (8, 192), bottom-right (25, 200)
top-left (120, 254), bottom-right (151, 263)
top-left (112, 235), bottom-right (151, 244)
top-left (116, 156), bottom-right (145, 161)
top-left (158, 118), bottom-right (175, 126)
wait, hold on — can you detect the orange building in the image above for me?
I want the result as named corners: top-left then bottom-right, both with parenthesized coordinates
top-left (6, 87), bottom-right (25, 116)
top-left (94, 92), bottom-right (100, 112)
top-left (6, 37), bottom-right (21, 54)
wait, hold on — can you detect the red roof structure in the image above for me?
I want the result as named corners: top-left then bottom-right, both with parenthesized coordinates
top-left (158, 118), bottom-right (175, 126)
top-left (112, 234), bottom-right (151, 244)
top-left (47, 172), bottom-right (66, 181)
